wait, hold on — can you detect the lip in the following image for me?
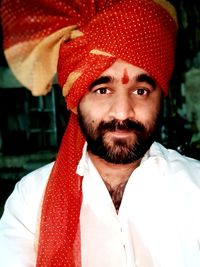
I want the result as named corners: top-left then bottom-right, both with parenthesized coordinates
top-left (108, 130), bottom-right (133, 138)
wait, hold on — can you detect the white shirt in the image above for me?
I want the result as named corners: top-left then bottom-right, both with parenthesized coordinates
top-left (0, 142), bottom-right (200, 267)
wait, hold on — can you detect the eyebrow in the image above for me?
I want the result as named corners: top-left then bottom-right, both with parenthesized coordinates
top-left (135, 73), bottom-right (157, 89)
top-left (88, 73), bottom-right (157, 90)
top-left (89, 76), bottom-right (112, 90)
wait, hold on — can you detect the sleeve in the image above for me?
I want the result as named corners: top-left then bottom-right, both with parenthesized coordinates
top-left (0, 163), bottom-right (53, 267)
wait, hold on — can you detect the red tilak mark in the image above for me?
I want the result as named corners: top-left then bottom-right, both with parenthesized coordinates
top-left (121, 68), bottom-right (130, 84)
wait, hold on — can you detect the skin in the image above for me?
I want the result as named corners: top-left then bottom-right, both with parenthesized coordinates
top-left (78, 59), bottom-right (163, 210)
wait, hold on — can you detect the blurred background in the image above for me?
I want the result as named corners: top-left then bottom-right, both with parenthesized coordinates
top-left (0, 0), bottom-right (200, 216)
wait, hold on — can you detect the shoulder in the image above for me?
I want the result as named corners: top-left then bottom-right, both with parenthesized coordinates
top-left (153, 142), bottom-right (200, 167)
top-left (11, 162), bottom-right (54, 211)
top-left (1, 162), bottom-right (54, 230)
top-left (17, 162), bottom-right (54, 194)
top-left (0, 163), bottom-right (54, 266)
top-left (152, 142), bottom-right (200, 187)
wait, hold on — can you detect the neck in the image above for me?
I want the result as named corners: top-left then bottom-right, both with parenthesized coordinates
top-left (88, 151), bottom-right (141, 188)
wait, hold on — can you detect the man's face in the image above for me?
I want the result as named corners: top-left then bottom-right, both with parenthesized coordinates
top-left (78, 60), bottom-right (163, 164)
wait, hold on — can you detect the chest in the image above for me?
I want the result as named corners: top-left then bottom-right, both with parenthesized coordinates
top-left (79, 164), bottom-right (200, 267)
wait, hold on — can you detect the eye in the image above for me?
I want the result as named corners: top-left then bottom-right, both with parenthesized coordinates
top-left (94, 87), bottom-right (111, 94)
top-left (133, 88), bottom-right (149, 96)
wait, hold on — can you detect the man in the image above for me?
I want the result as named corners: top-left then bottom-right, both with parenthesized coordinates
top-left (0, 0), bottom-right (200, 266)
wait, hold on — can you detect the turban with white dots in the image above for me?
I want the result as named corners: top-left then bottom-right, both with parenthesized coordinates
top-left (1, 1), bottom-right (177, 266)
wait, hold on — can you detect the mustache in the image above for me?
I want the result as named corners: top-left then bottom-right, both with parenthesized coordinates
top-left (97, 119), bottom-right (145, 133)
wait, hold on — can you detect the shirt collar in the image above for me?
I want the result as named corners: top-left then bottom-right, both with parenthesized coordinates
top-left (76, 141), bottom-right (168, 176)
top-left (76, 142), bottom-right (90, 176)
top-left (141, 142), bottom-right (168, 163)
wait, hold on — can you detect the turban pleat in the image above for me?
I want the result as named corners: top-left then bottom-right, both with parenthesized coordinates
top-left (1, 0), bottom-right (118, 95)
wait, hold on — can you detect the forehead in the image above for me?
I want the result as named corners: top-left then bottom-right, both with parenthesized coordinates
top-left (100, 59), bottom-right (149, 79)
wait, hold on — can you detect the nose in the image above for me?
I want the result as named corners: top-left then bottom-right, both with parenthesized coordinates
top-left (108, 93), bottom-right (135, 121)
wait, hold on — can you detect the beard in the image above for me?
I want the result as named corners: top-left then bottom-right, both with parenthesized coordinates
top-left (77, 107), bottom-right (161, 164)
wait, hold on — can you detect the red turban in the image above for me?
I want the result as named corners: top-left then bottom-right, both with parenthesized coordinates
top-left (1, 0), bottom-right (177, 266)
